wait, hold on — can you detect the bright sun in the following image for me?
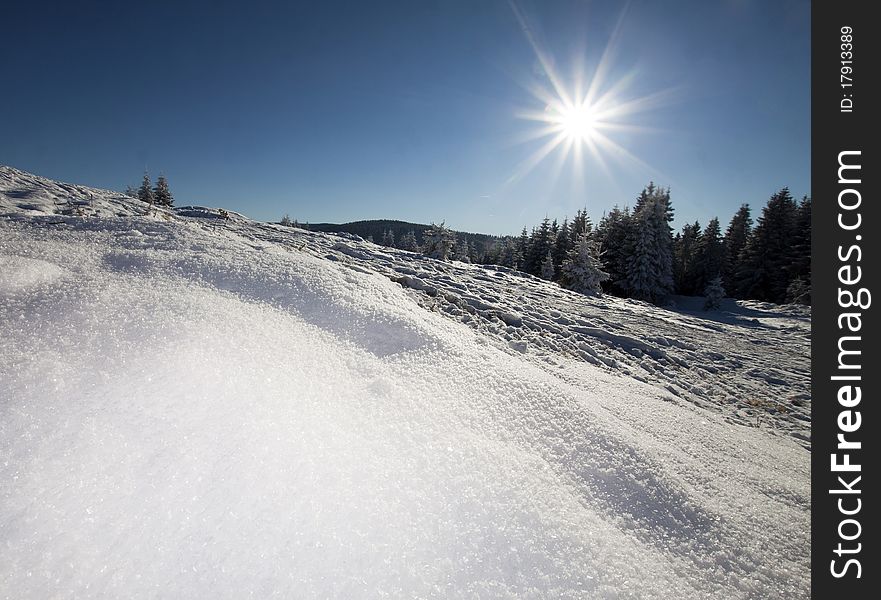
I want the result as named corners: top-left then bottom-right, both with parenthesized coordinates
top-left (556, 104), bottom-right (598, 142)
top-left (506, 2), bottom-right (673, 187)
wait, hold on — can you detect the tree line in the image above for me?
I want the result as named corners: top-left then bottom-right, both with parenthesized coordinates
top-left (469, 183), bottom-right (809, 306)
top-left (281, 182), bottom-right (810, 307)
top-left (477, 184), bottom-right (809, 306)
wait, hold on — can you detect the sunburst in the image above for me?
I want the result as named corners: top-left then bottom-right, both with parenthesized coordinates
top-left (507, 1), bottom-right (675, 188)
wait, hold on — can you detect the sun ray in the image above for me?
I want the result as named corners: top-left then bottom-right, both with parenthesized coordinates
top-left (506, 0), bottom-right (670, 198)
top-left (584, 136), bottom-right (615, 182)
top-left (508, 0), bottom-right (572, 108)
top-left (592, 86), bottom-right (682, 122)
top-left (539, 135), bottom-right (578, 201)
top-left (589, 69), bottom-right (638, 112)
top-left (503, 123), bottom-right (568, 148)
top-left (506, 131), bottom-right (569, 185)
top-left (590, 129), bottom-right (671, 182)
top-left (569, 134), bottom-right (586, 191)
top-left (592, 122), bottom-right (667, 135)
top-left (584, 1), bottom-right (630, 109)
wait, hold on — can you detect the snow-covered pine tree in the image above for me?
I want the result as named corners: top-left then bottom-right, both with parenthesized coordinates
top-left (515, 227), bottom-right (529, 271)
top-left (525, 218), bottom-right (554, 275)
top-left (703, 275), bottom-right (725, 310)
top-left (467, 240), bottom-right (478, 263)
top-left (480, 241), bottom-right (499, 265)
top-left (561, 230), bottom-right (609, 295)
top-left (540, 250), bottom-right (555, 280)
top-left (138, 173), bottom-right (154, 205)
top-left (553, 218), bottom-right (572, 273)
top-left (461, 240), bottom-right (476, 263)
top-left (421, 222), bottom-right (454, 260)
top-left (570, 208), bottom-right (591, 238)
top-left (448, 234), bottom-right (460, 260)
top-left (594, 206), bottom-right (631, 295)
top-left (736, 188), bottom-right (797, 303)
top-left (381, 229), bottom-right (395, 247)
top-left (450, 234), bottom-right (471, 262)
top-left (400, 230), bottom-right (419, 252)
top-left (153, 175), bottom-right (173, 207)
top-left (452, 235), bottom-right (471, 263)
top-left (633, 182), bottom-right (673, 223)
top-left (499, 238), bottom-right (520, 268)
top-left (624, 185), bottom-right (674, 303)
top-left (280, 214), bottom-right (292, 226)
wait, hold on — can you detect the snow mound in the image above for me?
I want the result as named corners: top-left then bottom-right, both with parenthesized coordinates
top-left (315, 237), bottom-right (811, 443)
top-left (0, 255), bottom-right (68, 295)
top-left (1, 167), bottom-right (810, 598)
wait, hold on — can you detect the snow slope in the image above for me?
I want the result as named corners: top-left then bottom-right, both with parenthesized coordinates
top-left (1, 166), bottom-right (809, 598)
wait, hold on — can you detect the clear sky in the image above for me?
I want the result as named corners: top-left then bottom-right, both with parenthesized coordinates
top-left (1, 0), bottom-right (809, 235)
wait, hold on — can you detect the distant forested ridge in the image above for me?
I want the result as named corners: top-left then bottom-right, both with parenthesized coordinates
top-left (294, 219), bottom-right (504, 263)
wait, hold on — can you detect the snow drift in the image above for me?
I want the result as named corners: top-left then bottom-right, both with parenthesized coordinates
top-left (1, 166), bottom-right (809, 598)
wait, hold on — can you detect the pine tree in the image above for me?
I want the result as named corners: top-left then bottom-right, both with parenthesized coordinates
top-left (553, 218), bottom-right (572, 272)
top-left (694, 217), bottom-right (724, 293)
top-left (634, 182), bottom-right (674, 224)
top-left (137, 172), bottom-right (154, 205)
top-left (540, 251), bottom-right (556, 280)
top-left (626, 211), bottom-right (659, 301)
top-left (478, 241), bottom-right (496, 265)
top-left (153, 175), bottom-right (173, 207)
top-left (736, 188), bottom-right (797, 302)
top-left (722, 204), bottom-right (752, 296)
top-left (562, 231), bottom-right (609, 295)
top-left (400, 230), bottom-right (419, 252)
top-left (381, 229), bottom-right (395, 247)
top-left (704, 276), bottom-right (725, 310)
top-left (421, 222), bottom-right (455, 260)
top-left (624, 184), bottom-right (674, 303)
top-left (594, 206), bottom-right (631, 295)
top-left (515, 227), bottom-right (530, 271)
top-left (571, 208), bottom-right (591, 238)
top-left (789, 196), bottom-right (811, 300)
top-left (449, 234), bottom-right (461, 260)
top-left (280, 214), bottom-right (292, 226)
top-left (525, 218), bottom-right (554, 275)
top-left (452, 235), bottom-right (472, 263)
top-left (499, 238), bottom-right (520, 268)
top-left (673, 221), bottom-right (702, 295)
top-left (467, 240), bottom-right (477, 263)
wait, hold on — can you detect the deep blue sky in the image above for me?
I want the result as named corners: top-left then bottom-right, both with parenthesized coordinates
top-left (1, 0), bottom-right (809, 235)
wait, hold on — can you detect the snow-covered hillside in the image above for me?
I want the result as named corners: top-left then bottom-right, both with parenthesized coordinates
top-left (1, 165), bottom-right (809, 598)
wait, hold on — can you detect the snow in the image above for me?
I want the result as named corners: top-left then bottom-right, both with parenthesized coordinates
top-left (1, 166), bottom-right (810, 598)
top-left (0, 255), bottom-right (68, 294)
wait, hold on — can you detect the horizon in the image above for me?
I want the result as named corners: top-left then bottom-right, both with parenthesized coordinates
top-left (0, 0), bottom-right (810, 235)
top-left (0, 161), bottom-right (803, 240)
